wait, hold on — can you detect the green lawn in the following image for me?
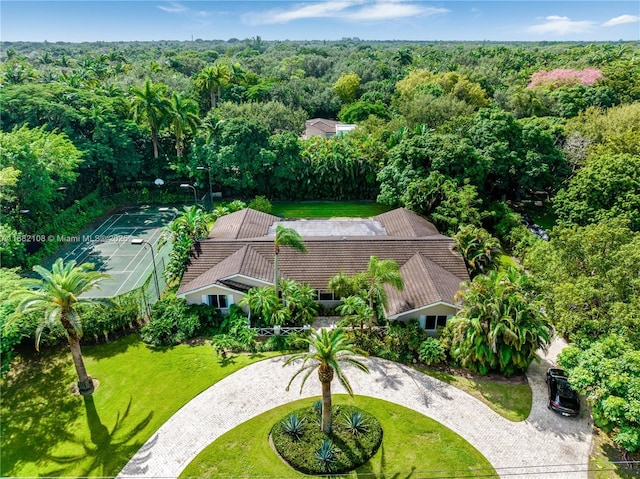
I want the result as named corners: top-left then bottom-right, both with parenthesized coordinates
top-left (181, 395), bottom-right (496, 478)
top-left (0, 335), bottom-right (280, 478)
top-left (419, 367), bottom-right (532, 422)
top-left (272, 201), bottom-right (391, 219)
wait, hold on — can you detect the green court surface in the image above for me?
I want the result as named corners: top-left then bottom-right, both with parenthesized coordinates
top-left (53, 206), bottom-right (177, 298)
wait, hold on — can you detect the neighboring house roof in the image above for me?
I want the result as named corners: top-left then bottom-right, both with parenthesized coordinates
top-left (178, 208), bottom-right (469, 317)
top-left (302, 118), bottom-right (356, 139)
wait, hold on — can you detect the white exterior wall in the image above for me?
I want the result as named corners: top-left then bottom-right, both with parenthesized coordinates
top-left (181, 285), bottom-right (247, 314)
top-left (390, 303), bottom-right (459, 336)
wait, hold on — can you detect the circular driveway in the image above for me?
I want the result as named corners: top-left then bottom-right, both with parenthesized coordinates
top-left (117, 339), bottom-right (592, 479)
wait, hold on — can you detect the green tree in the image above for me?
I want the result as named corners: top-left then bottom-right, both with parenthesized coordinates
top-left (559, 334), bottom-right (640, 452)
top-left (0, 125), bottom-right (83, 230)
top-left (554, 153), bottom-right (640, 231)
top-left (357, 256), bottom-right (404, 324)
top-left (285, 328), bottom-right (369, 433)
top-left (453, 225), bottom-right (502, 278)
top-left (0, 268), bottom-right (33, 375)
top-left (167, 92), bottom-right (199, 158)
top-left (279, 279), bottom-right (318, 326)
top-left (159, 206), bottom-right (212, 284)
top-left (273, 226), bottom-right (307, 298)
top-left (336, 295), bottom-right (374, 330)
top-left (449, 268), bottom-right (552, 376)
top-left (9, 259), bottom-right (111, 394)
top-left (195, 63), bottom-right (231, 110)
top-left (329, 256), bottom-right (404, 325)
top-left (238, 287), bottom-right (280, 324)
top-left (130, 79), bottom-right (170, 159)
top-left (524, 220), bottom-right (640, 344)
top-left (333, 72), bottom-right (361, 104)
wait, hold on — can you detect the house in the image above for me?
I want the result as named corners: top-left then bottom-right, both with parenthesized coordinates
top-left (176, 208), bottom-right (469, 332)
top-left (302, 118), bottom-right (356, 139)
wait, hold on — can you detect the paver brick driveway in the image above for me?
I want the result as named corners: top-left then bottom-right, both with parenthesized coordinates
top-left (118, 338), bottom-right (592, 479)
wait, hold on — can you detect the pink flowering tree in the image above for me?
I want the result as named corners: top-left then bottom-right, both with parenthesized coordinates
top-left (527, 69), bottom-right (604, 89)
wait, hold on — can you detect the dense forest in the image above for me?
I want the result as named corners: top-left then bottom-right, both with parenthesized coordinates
top-left (1, 39), bottom-right (639, 453)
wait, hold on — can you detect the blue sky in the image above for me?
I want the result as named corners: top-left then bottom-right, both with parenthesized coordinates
top-left (2, 1), bottom-right (639, 42)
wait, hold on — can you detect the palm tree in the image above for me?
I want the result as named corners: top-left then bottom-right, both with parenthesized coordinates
top-left (451, 267), bottom-right (552, 376)
top-left (273, 226), bottom-right (307, 298)
top-left (239, 287), bottom-right (283, 326)
top-left (10, 259), bottom-right (111, 394)
top-left (285, 328), bottom-right (369, 434)
top-left (279, 279), bottom-right (318, 325)
top-left (453, 225), bottom-right (502, 278)
top-left (336, 295), bottom-right (374, 330)
top-left (168, 92), bottom-right (200, 158)
top-left (194, 63), bottom-right (230, 110)
top-left (357, 256), bottom-right (404, 324)
top-left (130, 79), bottom-right (170, 158)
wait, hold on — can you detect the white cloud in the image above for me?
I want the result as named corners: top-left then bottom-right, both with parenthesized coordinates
top-left (346, 3), bottom-right (447, 21)
top-left (528, 15), bottom-right (597, 36)
top-left (243, 1), bottom-right (447, 26)
top-left (157, 2), bottom-right (187, 14)
top-left (602, 14), bottom-right (640, 27)
top-left (157, 2), bottom-right (211, 19)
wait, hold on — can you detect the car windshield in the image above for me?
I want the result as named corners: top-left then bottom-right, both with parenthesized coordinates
top-left (557, 381), bottom-right (577, 399)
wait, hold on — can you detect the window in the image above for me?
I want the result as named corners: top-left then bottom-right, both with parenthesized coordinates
top-left (208, 295), bottom-right (228, 309)
top-left (425, 315), bottom-right (448, 330)
top-left (318, 290), bottom-right (335, 301)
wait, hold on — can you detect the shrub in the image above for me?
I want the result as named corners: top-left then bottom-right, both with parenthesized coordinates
top-left (248, 195), bottom-right (272, 213)
top-left (418, 337), bottom-right (446, 365)
top-left (384, 319), bottom-right (429, 362)
top-left (271, 405), bottom-right (382, 475)
top-left (141, 296), bottom-right (201, 346)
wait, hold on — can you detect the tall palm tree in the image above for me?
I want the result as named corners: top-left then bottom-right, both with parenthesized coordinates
top-left (194, 63), bottom-right (230, 110)
top-left (273, 226), bottom-right (307, 298)
top-left (285, 328), bottom-right (369, 434)
top-left (130, 79), bottom-right (170, 159)
top-left (10, 259), bottom-right (111, 394)
top-left (168, 92), bottom-right (200, 158)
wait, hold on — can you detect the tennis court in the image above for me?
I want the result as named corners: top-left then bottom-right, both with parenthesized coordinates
top-left (54, 206), bottom-right (178, 298)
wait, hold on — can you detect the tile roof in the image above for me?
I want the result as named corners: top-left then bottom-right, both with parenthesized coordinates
top-left (374, 208), bottom-right (440, 237)
top-left (178, 208), bottom-right (469, 316)
top-left (208, 208), bottom-right (280, 239)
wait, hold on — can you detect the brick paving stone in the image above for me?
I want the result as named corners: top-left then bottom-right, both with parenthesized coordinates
top-left (117, 339), bottom-right (591, 479)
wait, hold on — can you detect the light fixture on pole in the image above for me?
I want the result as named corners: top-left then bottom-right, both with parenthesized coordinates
top-left (131, 238), bottom-right (160, 299)
top-left (180, 183), bottom-right (198, 205)
top-left (196, 166), bottom-right (213, 207)
top-left (196, 166), bottom-right (212, 197)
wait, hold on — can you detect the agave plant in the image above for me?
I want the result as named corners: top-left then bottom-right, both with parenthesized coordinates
top-left (315, 439), bottom-right (337, 471)
top-left (281, 414), bottom-right (305, 441)
top-left (343, 411), bottom-right (369, 436)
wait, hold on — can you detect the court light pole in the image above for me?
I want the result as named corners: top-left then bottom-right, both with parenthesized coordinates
top-left (180, 183), bottom-right (197, 205)
top-left (131, 239), bottom-right (160, 300)
top-left (196, 166), bottom-right (212, 207)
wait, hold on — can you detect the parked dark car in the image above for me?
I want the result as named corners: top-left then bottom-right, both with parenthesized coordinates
top-left (546, 368), bottom-right (580, 417)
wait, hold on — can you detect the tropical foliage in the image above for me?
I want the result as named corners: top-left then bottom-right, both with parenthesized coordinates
top-left (330, 256), bottom-right (404, 326)
top-left (448, 267), bottom-right (552, 377)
